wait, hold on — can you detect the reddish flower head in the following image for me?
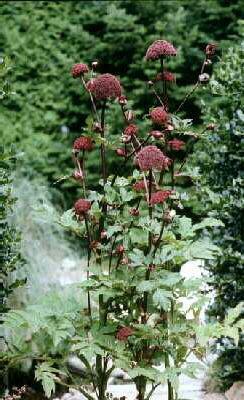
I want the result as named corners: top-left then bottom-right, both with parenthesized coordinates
top-left (116, 326), bottom-right (134, 341)
top-left (73, 136), bottom-right (93, 151)
top-left (150, 107), bottom-right (168, 126)
top-left (88, 73), bottom-right (122, 100)
top-left (168, 139), bottom-right (185, 151)
top-left (136, 145), bottom-right (170, 171)
top-left (74, 199), bottom-right (91, 216)
top-left (133, 179), bottom-right (148, 192)
top-left (130, 208), bottom-right (140, 216)
top-left (116, 244), bottom-right (125, 254)
top-left (118, 95), bottom-right (127, 105)
top-left (73, 170), bottom-right (84, 181)
top-left (145, 40), bottom-right (177, 60)
top-left (124, 124), bottom-right (138, 137)
top-left (205, 43), bottom-right (217, 57)
top-left (156, 70), bottom-right (176, 83)
top-left (71, 63), bottom-right (89, 78)
top-left (150, 130), bottom-right (164, 139)
top-left (116, 148), bottom-right (126, 157)
top-left (150, 190), bottom-right (173, 205)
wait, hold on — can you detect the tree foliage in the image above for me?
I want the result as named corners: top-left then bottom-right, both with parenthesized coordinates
top-left (191, 31), bottom-right (244, 389)
top-left (0, 0), bottom-right (242, 205)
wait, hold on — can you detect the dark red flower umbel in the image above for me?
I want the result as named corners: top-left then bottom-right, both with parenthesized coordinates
top-left (71, 63), bottom-right (89, 78)
top-left (88, 73), bottom-right (122, 100)
top-left (150, 107), bottom-right (168, 126)
top-left (136, 145), bottom-right (170, 171)
top-left (150, 190), bottom-right (172, 205)
top-left (124, 124), bottom-right (138, 137)
top-left (73, 136), bottom-right (93, 152)
top-left (74, 199), bottom-right (91, 216)
top-left (145, 40), bottom-right (177, 60)
top-left (116, 326), bottom-right (134, 341)
top-left (168, 139), bottom-right (185, 151)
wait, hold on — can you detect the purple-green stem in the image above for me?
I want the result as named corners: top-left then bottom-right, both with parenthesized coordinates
top-left (84, 215), bottom-right (92, 319)
top-left (175, 56), bottom-right (207, 114)
top-left (160, 56), bottom-right (174, 400)
top-left (96, 100), bottom-right (110, 400)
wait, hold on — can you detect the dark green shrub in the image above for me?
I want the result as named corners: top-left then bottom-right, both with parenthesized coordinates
top-left (192, 35), bottom-right (244, 390)
top-left (0, 57), bottom-right (24, 396)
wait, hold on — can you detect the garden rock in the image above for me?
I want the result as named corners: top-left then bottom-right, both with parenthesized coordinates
top-left (225, 382), bottom-right (244, 400)
top-left (67, 355), bottom-right (87, 377)
top-left (203, 394), bottom-right (226, 400)
top-left (53, 389), bottom-right (88, 400)
top-left (109, 368), bottom-right (131, 384)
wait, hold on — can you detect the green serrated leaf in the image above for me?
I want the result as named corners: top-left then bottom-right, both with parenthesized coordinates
top-left (193, 217), bottom-right (224, 231)
top-left (153, 289), bottom-right (172, 310)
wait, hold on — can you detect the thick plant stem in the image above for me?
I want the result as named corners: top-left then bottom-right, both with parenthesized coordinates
top-left (96, 100), bottom-right (108, 400)
top-left (165, 348), bottom-right (174, 400)
top-left (175, 56), bottom-right (207, 114)
top-left (84, 215), bottom-right (92, 318)
top-left (143, 169), bottom-right (153, 315)
top-left (100, 100), bottom-right (107, 186)
top-left (171, 160), bottom-right (175, 190)
top-left (98, 100), bottom-right (107, 237)
top-left (136, 376), bottom-right (147, 400)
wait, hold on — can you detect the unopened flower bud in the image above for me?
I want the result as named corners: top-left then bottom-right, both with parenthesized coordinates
top-left (205, 59), bottom-right (212, 66)
top-left (163, 209), bottom-right (176, 224)
top-left (152, 236), bottom-right (159, 245)
top-left (122, 135), bottom-right (131, 144)
top-left (93, 122), bottom-right (102, 132)
top-left (73, 170), bottom-right (84, 181)
top-left (92, 61), bottom-right (98, 69)
top-left (148, 264), bottom-right (156, 271)
top-left (206, 123), bottom-right (216, 131)
top-left (205, 43), bottom-right (217, 57)
top-left (150, 130), bottom-right (164, 139)
top-left (130, 208), bottom-right (139, 216)
top-left (116, 244), bottom-right (125, 254)
top-left (116, 148), bottom-right (126, 157)
top-left (164, 124), bottom-right (174, 132)
top-left (125, 110), bottom-right (135, 122)
top-left (90, 240), bottom-right (100, 250)
top-left (118, 95), bottom-right (127, 105)
top-left (199, 73), bottom-right (210, 84)
top-left (101, 230), bottom-right (107, 239)
top-left (121, 256), bottom-right (129, 265)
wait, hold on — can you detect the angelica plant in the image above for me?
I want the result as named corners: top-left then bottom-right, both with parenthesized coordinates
top-left (67, 39), bottom-right (220, 400)
top-left (3, 39), bottom-right (221, 400)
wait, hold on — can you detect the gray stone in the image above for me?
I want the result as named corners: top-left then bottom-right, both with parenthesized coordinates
top-left (67, 355), bottom-right (87, 377)
top-left (225, 382), bottom-right (244, 400)
top-left (59, 389), bottom-right (88, 400)
top-left (203, 394), bottom-right (226, 400)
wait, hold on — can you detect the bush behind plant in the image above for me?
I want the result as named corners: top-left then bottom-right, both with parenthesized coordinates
top-left (191, 33), bottom-right (244, 390)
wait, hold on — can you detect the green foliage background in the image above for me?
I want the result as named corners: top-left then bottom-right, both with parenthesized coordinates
top-left (191, 36), bottom-right (244, 389)
top-left (0, 0), bottom-right (242, 206)
top-left (0, 58), bottom-right (24, 394)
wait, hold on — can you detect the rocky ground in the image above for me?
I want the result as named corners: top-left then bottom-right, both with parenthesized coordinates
top-left (53, 376), bottom-right (226, 400)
